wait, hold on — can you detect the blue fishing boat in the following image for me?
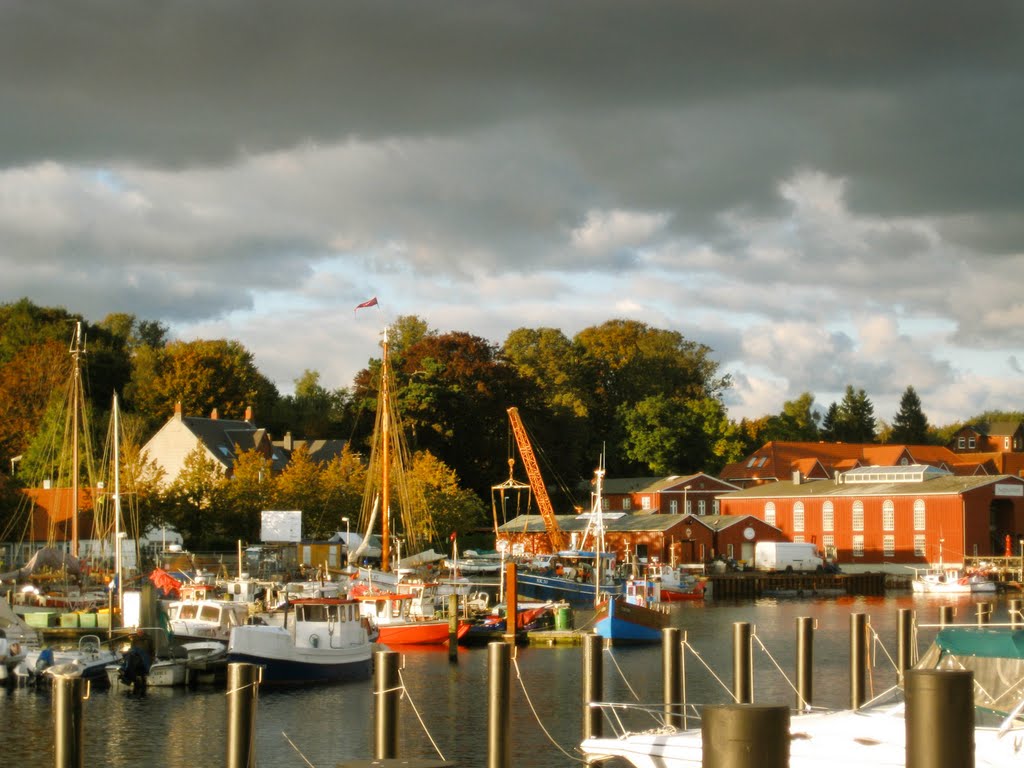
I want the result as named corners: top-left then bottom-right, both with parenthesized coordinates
top-left (593, 577), bottom-right (669, 644)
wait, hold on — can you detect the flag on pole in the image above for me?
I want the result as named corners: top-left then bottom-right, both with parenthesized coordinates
top-left (354, 297), bottom-right (379, 316)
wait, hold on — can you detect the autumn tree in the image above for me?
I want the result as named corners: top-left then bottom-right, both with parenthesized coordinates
top-left (221, 448), bottom-right (275, 543)
top-left (406, 450), bottom-right (486, 547)
top-left (164, 446), bottom-right (229, 549)
top-left (317, 446), bottom-right (366, 540)
top-left (272, 446), bottom-right (326, 536)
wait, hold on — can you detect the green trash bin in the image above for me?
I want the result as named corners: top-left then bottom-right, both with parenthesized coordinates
top-left (555, 605), bottom-right (573, 631)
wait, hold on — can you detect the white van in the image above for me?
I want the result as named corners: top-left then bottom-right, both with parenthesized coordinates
top-left (753, 542), bottom-right (824, 573)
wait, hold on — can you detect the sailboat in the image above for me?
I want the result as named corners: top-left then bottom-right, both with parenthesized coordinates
top-left (350, 327), bottom-right (439, 591)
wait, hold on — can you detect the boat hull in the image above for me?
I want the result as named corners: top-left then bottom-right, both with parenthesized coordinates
top-left (227, 650), bottom-right (372, 685)
top-left (594, 597), bottom-right (669, 644)
top-left (227, 623), bottom-right (372, 686)
top-left (377, 620), bottom-right (459, 646)
top-left (516, 573), bottom-right (622, 607)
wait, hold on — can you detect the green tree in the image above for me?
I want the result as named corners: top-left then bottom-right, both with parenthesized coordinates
top-left (164, 446), bottom-right (228, 549)
top-left (890, 385), bottom-right (931, 444)
top-left (762, 393), bottom-right (821, 442)
top-left (830, 386), bottom-right (876, 443)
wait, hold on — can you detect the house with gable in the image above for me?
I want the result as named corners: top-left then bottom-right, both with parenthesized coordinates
top-left (141, 403), bottom-right (288, 486)
top-left (602, 473), bottom-right (741, 516)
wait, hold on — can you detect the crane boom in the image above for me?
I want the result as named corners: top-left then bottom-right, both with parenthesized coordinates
top-left (507, 407), bottom-right (566, 552)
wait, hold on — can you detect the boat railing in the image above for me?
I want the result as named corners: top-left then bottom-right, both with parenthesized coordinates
top-left (586, 700), bottom-right (705, 737)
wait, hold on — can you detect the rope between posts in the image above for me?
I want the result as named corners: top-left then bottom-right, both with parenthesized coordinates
top-left (603, 646), bottom-right (642, 701)
top-left (681, 639), bottom-right (736, 701)
top-left (397, 667), bottom-right (447, 762)
top-left (750, 629), bottom-right (801, 702)
top-left (281, 731), bottom-right (317, 767)
top-left (511, 649), bottom-right (587, 763)
top-left (223, 680), bottom-right (261, 697)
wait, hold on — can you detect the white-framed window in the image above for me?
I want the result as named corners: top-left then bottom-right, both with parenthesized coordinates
top-left (1007, 437), bottom-right (1011, 450)
top-left (914, 499), bottom-right (925, 530)
top-left (882, 500), bottom-right (895, 531)
top-left (958, 437), bottom-right (965, 449)
top-left (698, 499), bottom-right (706, 515)
top-left (852, 535), bottom-right (865, 557)
top-left (623, 498), bottom-right (632, 511)
top-left (669, 499), bottom-right (678, 514)
top-left (602, 497), bottom-right (610, 510)
top-left (852, 501), bottom-right (864, 532)
top-left (685, 498), bottom-right (691, 515)
top-left (914, 535), bottom-right (926, 557)
top-left (823, 534), bottom-right (835, 551)
top-left (793, 502), bottom-right (805, 532)
top-left (883, 535), bottom-right (895, 557)
top-left (765, 502), bottom-right (776, 526)
top-left (712, 500), bottom-right (720, 514)
top-left (822, 501), bottom-right (834, 532)
top-left (641, 496), bottom-right (650, 510)
top-left (969, 437), bottom-right (976, 449)
top-left (794, 535), bottom-right (805, 543)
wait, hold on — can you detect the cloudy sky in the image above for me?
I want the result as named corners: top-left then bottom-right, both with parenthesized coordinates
top-left (2, 1), bottom-right (1022, 428)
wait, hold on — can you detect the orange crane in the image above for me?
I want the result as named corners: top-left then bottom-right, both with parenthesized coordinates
top-left (506, 406), bottom-right (567, 552)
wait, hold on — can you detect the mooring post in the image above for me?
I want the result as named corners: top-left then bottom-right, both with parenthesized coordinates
top-left (795, 616), bottom-right (813, 711)
top-left (225, 662), bottom-right (260, 768)
top-left (448, 592), bottom-right (459, 662)
top-left (905, 669), bottom-right (974, 768)
top-left (503, 561), bottom-right (518, 644)
top-left (375, 650), bottom-right (400, 760)
top-left (938, 605), bottom-right (954, 626)
top-left (732, 622), bottom-right (752, 704)
top-left (582, 632), bottom-right (603, 740)
top-left (1011, 598), bottom-right (1023, 628)
top-left (701, 705), bottom-right (789, 768)
top-left (662, 627), bottom-right (683, 729)
top-left (53, 673), bottom-right (86, 768)
top-left (487, 641), bottom-right (511, 768)
top-left (897, 607), bottom-right (914, 682)
top-left (850, 613), bottom-right (867, 710)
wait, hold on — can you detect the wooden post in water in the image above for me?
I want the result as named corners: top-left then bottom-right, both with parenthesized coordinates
top-left (1010, 598), bottom-right (1023, 628)
top-left (503, 561), bottom-right (518, 644)
top-left (938, 605), bottom-right (954, 626)
top-left (701, 705), bottom-right (789, 768)
top-left (906, 669), bottom-right (974, 768)
top-left (375, 650), bottom-right (400, 760)
top-left (448, 592), bottom-right (459, 662)
top-left (897, 608), bottom-right (914, 682)
top-left (487, 641), bottom-right (511, 768)
top-left (225, 663), bottom-right (260, 768)
top-left (795, 616), bottom-right (813, 710)
top-left (582, 633), bottom-right (603, 740)
top-left (732, 622), bottom-right (752, 704)
top-left (976, 602), bottom-right (992, 625)
top-left (850, 613), bottom-right (867, 710)
top-left (662, 627), bottom-right (683, 729)
top-left (53, 673), bottom-right (86, 768)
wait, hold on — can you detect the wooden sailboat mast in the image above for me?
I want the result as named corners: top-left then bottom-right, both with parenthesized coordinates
top-left (381, 329), bottom-right (391, 572)
top-left (113, 392), bottom-right (123, 614)
top-left (70, 321), bottom-right (84, 558)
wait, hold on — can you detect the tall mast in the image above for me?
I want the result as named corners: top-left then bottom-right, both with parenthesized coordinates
top-left (380, 328), bottom-right (391, 572)
top-left (113, 393), bottom-right (123, 615)
top-left (70, 321), bottom-right (84, 558)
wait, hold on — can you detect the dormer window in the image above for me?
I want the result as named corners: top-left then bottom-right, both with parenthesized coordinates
top-left (968, 437), bottom-right (976, 449)
top-left (958, 437), bottom-right (965, 449)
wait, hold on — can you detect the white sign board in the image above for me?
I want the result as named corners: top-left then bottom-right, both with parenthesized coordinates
top-left (995, 483), bottom-right (1024, 497)
top-left (261, 510), bottom-right (302, 542)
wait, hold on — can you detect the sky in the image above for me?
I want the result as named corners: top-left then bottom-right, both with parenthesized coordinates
top-left (2, 1), bottom-right (1023, 429)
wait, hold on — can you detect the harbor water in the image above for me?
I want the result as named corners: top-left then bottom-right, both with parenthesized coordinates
top-left (1, 592), bottom-right (1002, 767)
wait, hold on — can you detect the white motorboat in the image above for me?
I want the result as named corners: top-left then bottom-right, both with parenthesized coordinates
top-left (911, 567), bottom-right (996, 594)
top-left (227, 597), bottom-right (373, 685)
top-left (166, 583), bottom-right (252, 642)
top-left (579, 625), bottom-right (1024, 767)
top-left (24, 634), bottom-right (120, 687)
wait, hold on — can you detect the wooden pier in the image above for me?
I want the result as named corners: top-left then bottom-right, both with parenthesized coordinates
top-left (709, 571), bottom-right (888, 599)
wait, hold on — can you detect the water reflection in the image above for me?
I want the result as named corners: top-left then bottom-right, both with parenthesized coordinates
top-left (0, 593), bottom-right (1004, 767)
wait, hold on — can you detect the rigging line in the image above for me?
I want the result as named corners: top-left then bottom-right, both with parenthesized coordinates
top-left (510, 652), bottom-right (587, 764)
top-left (681, 639), bottom-right (737, 701)
top-left (396, 667), bottom-right (447, 762)
top-left (603, 646), bottom-right (642, 702)
top-left (281, 731), bottom-right (317, 768)
top-left (750, 629), bottom-right (802, 703)
top-left (867, 622), bottom-right (899, 673)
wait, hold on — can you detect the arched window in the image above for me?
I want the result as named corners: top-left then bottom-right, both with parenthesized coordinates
top-left (882, 500), bottom-right (895, 531)
top-left (765, 502), bottom-right (776, 526)
top-left (852, 500), bottom-right (864, 532)
top-left (822, 501), bottom-right (834, 532)
top-left (793, 502), bottom-right (805, 532)
top-left (914, 499), bottom-right (925, 530)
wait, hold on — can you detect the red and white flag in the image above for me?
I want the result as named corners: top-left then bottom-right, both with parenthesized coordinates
top-left (354, 297), bottom-right (379, 315)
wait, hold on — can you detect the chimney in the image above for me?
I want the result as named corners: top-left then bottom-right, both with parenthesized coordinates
top-left (792, 470), bottom-right (802, 485)
top-left (245, 405), bottom-right (253, 422)
top-left (284, 431), bottom-right (293, 451)
top-left (174, 401), bottom-right (183, 420)
top-left (210, 408), bottom-right (218, 420)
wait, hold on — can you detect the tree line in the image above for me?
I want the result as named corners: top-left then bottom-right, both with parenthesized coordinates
top-left (0, 298), bottom-right (1016, 551)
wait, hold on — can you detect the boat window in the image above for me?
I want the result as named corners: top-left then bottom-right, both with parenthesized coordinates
top-left (179, 605), bottom-right (198, 619)
top-left (200, 605), bottom-right (220, 621)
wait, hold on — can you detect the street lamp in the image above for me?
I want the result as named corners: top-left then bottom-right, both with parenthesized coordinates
top-left (342, 517), bottom-right (350, 567)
